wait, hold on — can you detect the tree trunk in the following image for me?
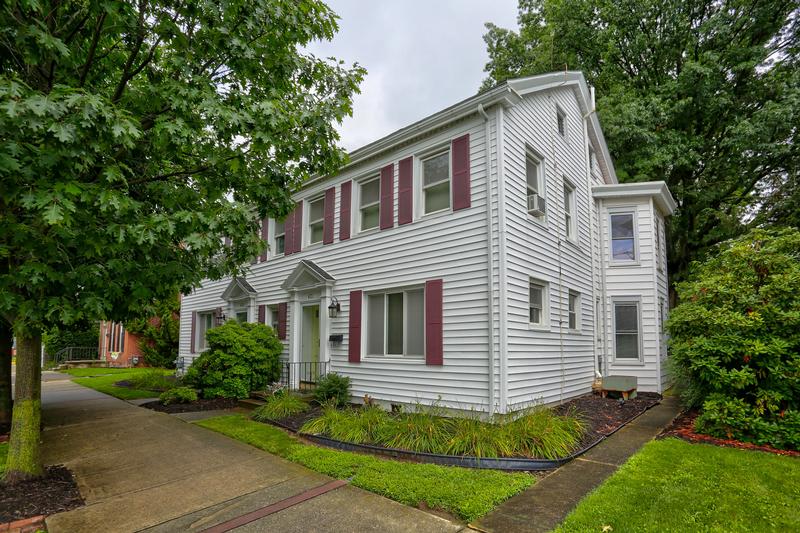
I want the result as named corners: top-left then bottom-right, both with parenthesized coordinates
top-left (0, 321), bottom-right (12, 431)
top-left (4, 332), bottom-right (43, 483)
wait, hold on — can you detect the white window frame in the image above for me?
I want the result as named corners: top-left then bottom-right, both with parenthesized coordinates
top-left (419, 148), bottom-right (452, 216)
top-left (307, 195), bottom-right (325, 246)
top-left (231, 299), bottom-right (250, 323)
top-left (556, 105), bottom-right (567, 139)
top-left (365, 286), bottom-right (425, 359)
top-left (525, 147), bottom-right (546, 222)
top-left (588, 147), bottom-right (596, 176)
top-left (357, 174), bottom-right (381, 233)
top-left (655, 217), bottom-right (664, 272)
top-left (611, 297), bottom-right (643, 363)
top-left (196, 311), bottom-right (215, 351)
top-left (608, 208), bottom-right (639, 265)
top-left (568, 290), bottom-right (580, 331)
top-left (271, 218), bottom-right (286, 257)
top-left (563, 179), bottom-right (577, 242)
top-left (528, 278), bottom-right (549, 330)
top-left (268, 304), bottom-right (280, 333)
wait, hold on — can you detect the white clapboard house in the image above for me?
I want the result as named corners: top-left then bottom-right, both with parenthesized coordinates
top-left (179, 71), bottom-right (676, 414)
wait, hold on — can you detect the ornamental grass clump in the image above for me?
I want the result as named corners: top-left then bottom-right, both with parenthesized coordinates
top-left (252, 393), bottom-right (309, 421)
top-left (377, 403), bottom-right (455, 454)
top-left (503, 408), bottom-right (585, 459)
top-left (302, 404), bottom-right (390, 444)
top-left (445, 415), bottom-right (514, 458)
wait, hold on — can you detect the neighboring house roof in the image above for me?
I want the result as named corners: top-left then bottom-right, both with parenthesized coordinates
top-left (303, 70), bottom-right (617, 190)
top-left (592, 181), bottom-right (678, 215)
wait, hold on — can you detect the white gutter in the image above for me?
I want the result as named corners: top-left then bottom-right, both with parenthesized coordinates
top-left (478, 103), bottom-right (496, 415)
top-left (495, 105), bottom-right (509, 413)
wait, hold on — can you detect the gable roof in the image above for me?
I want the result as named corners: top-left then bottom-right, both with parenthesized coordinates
top-left (221, 276), bottom-right (257, 301)
top-left (281, 260), bottom-right (335, 291)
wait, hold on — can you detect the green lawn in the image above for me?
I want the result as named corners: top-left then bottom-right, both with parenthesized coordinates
top-left (556, 438), bottom-right (800, 533)
top-left (66, 367), bottom-right (172, 400)
top-left (197, 414), bottom-right (533, 522)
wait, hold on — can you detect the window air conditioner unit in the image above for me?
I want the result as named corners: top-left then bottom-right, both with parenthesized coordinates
top-left (527, 194), bottom-right (546, 216)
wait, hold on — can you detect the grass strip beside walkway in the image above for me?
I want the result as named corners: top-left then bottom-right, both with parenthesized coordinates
top-left (556, 438), bottom-right (800, 532)
top-left (66, 367), bottom-right (169, 400)
top-left (197, 414), bottom-right (533, 522)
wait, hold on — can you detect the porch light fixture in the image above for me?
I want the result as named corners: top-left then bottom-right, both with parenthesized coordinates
top-left (328, 297), bottom-right (341, 318)
top-left (214, 312), bottom-right (226, 326)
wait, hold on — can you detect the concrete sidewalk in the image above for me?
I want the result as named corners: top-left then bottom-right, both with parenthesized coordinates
top-left (41, 374), bottom-right (462, 532)
top-left (474, 396), bottom-right (682, 533)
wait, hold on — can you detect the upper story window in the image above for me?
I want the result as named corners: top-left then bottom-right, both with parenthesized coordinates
top-left (588, 148), bottom-right (596, 175)
top-left (564, 181), bottom-right (576, 241)
top-left (366, 287), bottom-right (424, 357)
top-left (613, 299), bottom-right (641, 359)
top-left (568, 291), bottom-right (580, 330)
top-left (422, 151), bottom-right (450, 214)
top-left (610, 212), bottom-right (636, 262)
top-left (529, 279), bottom-right (548, 327)
top-left (360, 177), bottom-right (380, 231)
top-left (308, 196), bottom-right (325, 245)
top-left (526, 151), bottom-right (545, 217)
top-left (556, 106), bottom-right (566, 138)
top-left (273, 219), bottom-right (285, 256)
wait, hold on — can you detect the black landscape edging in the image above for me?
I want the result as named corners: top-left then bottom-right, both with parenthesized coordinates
top-left (262, 399), bottom-right (661, 471)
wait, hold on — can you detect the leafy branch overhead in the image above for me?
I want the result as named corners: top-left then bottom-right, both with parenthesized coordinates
top-left (0, 0), bottom-right (365, 330)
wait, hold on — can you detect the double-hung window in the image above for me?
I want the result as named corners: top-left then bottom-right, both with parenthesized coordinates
top-left (568, 291), bottom-right (580, 330)
top-left (366, 287), bottom-right (425, 357)
top-left (564, 181), bottom-right (576, 241)
top-left (526, 150), bottom-right (545, 217)
top-left (613, 300), bottom-right (641, 359)
top-left (273, 219), bottom-right (286, 256)
top-left (610, 212), bottom-right (636, 262)
top-left (655, 218), bottom-right (663, 271)
top-left (529, 279), bottom-right (548, 327)
top-left (556, 106), bottom-right (567, 138)
top-left (197, 311), bottom-right (214, 351)
top-left (588, 147), bottom-right (596, 176)
top-left (422, 151), bottom-right (450, 214)
top-left (308, 196), bottom-right (325, 245)
top-left (360, 177), bottom-right (380, 231)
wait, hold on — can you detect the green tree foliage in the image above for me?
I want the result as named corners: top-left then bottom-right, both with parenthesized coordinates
top-left (0, 0), bottom-right (363, 481)
top-left (185, 321), bottom-right (282, 399)
top-left (483, 1), bottom-right (800, 287)
top-left (313, 372), bottom-right (352, 407)
top-left (42, 322), bottom-right (99, 359)
top-left (125, 296), bottom-right (180, 368)
top-left (667, 229), bottom-right (800, 449)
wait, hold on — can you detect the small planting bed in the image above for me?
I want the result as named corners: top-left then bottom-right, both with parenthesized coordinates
top-left (0, 463), bottom-right (84, 522)
top-left (141, 397), bottom-right (239, 414)
top-left (659, 409), bottom-right (800, 457)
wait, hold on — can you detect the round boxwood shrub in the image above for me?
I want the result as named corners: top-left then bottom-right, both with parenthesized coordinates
top-left (667, 228), bottom-right (800, 449)
top-left (184, 321), bottom-right (282, 399)
top-left (159, 386), bottom-right (198, 405)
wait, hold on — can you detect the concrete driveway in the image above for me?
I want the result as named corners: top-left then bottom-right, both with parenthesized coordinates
top-left (41, 374), bottom-right (462, 532)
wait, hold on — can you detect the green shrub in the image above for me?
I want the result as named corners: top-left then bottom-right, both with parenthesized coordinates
top-left (185, 321), bottom-right (282, 399)
top-left (43, 323), bottom-right (99, 359)
top-left (159, 386), bottom-right (198, 405)
top-left (128, 368), bottom-right (175, 392)
top-left (252, 394), bottom-right (309, 421)
top-left (312, 373), bottom-right (351, 407)
top-left (125, 296), bottom-right (180, 369)
top-left (667, 228), bottom-right (800, 449)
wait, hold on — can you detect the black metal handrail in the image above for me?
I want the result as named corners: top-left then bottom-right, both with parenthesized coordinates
top-left (52, 346), bottom-right (101, 364)
top-left (280, 361), bottom-right (328, 391)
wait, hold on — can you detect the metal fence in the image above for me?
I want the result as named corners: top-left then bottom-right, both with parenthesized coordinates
top-left (52, 346), bottom-right (100, 365)
top-left (279, 361), bottom-right (328, 391)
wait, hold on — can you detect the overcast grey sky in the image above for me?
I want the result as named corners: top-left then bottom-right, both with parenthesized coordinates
top-left (306, 1), bottom-right (519, 151)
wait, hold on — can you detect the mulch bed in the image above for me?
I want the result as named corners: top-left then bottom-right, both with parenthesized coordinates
top-left (266, 391), bottom-right (661, 457)
top-left (140, 397), bottom-right (239, 414)
top-left (658, 409), bottom-right (800, 457)
top-left (0, 465), bottom-right (84, 523)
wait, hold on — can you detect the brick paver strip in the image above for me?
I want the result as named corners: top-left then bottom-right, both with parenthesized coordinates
top-left (200, 479), bottom-right (349, 533)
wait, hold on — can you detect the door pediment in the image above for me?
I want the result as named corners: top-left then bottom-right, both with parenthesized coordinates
top-left (281, 260), bottom-right (335, 291)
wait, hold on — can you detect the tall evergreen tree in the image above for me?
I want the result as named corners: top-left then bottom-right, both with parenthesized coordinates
top-left (484, 0), bottom-right (800, 291)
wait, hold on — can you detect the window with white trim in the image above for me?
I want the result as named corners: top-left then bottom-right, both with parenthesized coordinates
top-left (268, 305), bottom-right (280, 332)
top-left (197, 311), bottom-right (214, 351)
top-left (568, 291), bottom-right (580, 330)
top-left (366, 287), bottom-right (425, 357)
top-left (529, 279), bottom-right (548, 327)
top-left (359, 177), bottom-right (380, 231)
top-left (655, 218), bottom-right (663, 271)
top-left (422, 151), bottom-right (450, 214)
top-left (613, 300), bottom-right (641, 359)
top-left (526, 150), bottom-right (545, 217)
top-left (308, 196), bottom-right (325, 244)
top-left (273, 219), bottom-right (285, 256)
top-left (588, 147), bottom-right (596, 175)
top-left (564, 181), bottom-right (576, 241)
top-left (610, 212), bottom-right (636, 261)
top-left (556, 106), bottom-right (566, 138)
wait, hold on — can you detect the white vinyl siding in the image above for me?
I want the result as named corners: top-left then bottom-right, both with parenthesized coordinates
top-left (421, 151), bottom-right (450, 214)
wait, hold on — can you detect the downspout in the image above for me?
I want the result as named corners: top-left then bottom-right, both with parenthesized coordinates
top-left (478, 103), bottom-right (496, 415)
top-left (651, 197), bottom-right (663, 393)
top-left (558, 238), bottom-right (565, 404)
top-left (582, 104), bottom-right (600, 379)
top-left (495, 106), bottom-right (509, 413)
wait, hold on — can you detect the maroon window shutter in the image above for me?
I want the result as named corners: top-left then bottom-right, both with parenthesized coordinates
top-left (323, 187), bottom-right (335, 245)
top-left (379, 163), bottom-right (394, 230)
top-left (451, 134), bottom-right (471, 211)
top-left (348, 290), bottom-right (362, 363)
top-left (190, 312), bottom-right (197, 353)
top-left (398, 156), bottom-right (413, 225)
top-left (277, 302), bottom-right (288, 340)
top-left (258, 304), bottom-right (266, 324)
top-left (340, 181), bottom-right (352, 241)
top-left (293, 200), bottom-right (303, 253)
top-left (284, 210), bottom-right (294, 256)
top-left (425, 279), bottom-right (444, 365)
top-left (259, 218), bottom-right (269, 262)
